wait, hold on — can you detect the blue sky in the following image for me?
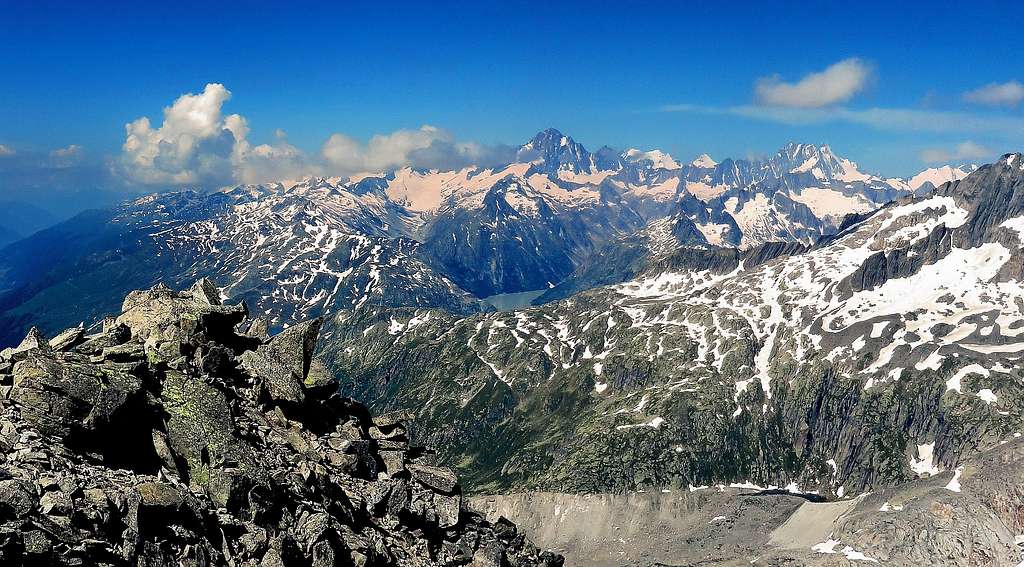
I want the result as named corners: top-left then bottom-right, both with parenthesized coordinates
top-left (1, 0), bottom-right (1023, 209)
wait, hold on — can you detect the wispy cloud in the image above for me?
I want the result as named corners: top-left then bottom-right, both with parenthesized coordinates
top-left (919, 141), bottom-right (992, 164)
top-left (0, 144), bottom-right (15, 157)
top-left (660, 103), bottom-right (1024, 136)
top-left (963, 80), bottom-right (1024, 107)
top-left (49, 144), bottom-right (84, 168)
top-left (754, 58), bottom-right (873, 108)
top-left (49, 144), bottom-right (82, 159)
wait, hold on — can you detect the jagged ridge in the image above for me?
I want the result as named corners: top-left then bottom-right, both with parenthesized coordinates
top-left (0, 131), bottom-right (956, 345)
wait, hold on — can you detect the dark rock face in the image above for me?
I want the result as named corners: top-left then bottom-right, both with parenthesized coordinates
top-left (516, 129), bottom-right (593, 176)
top-left (0, 280), bottom-right (562, 566)
top-left (536, 196), bottom-right (806, 306)
top-left (419, 177), bottom-right (650, 298)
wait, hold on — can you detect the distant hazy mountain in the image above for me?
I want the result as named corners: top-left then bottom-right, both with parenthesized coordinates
top-left (0, 224), bottom-right (20, 249)
top-left (0, 200), bottom-right (59, 237)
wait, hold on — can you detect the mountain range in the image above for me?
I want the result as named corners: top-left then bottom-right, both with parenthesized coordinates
top-left (0, 129), bottom-right (1021, 564)
top-left (0, 129), bottom-right (975, 344)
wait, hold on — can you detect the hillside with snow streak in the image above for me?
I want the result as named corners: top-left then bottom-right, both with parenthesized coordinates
top-left (322, 154), bottom-right (1024, 500)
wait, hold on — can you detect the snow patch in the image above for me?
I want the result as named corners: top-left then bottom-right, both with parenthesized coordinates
top-left (945, 466), bottom-right (964, 492)
top-left (977, 388), bottom-right (998, 404)
top-left (909, 442), bottom-right (941, 477)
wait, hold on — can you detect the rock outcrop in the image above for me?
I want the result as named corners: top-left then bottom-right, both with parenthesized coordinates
top-left (0, 280), bottom-right (563, 566)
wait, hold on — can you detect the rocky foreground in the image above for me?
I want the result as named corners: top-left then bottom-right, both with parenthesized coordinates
top-left (0, 280), bottom-right (563, 566)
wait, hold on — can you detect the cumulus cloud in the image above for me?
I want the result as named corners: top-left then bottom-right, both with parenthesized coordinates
top-left (116, 84), bottom-right (323, 186)
top-left (963, 80), bottom-right (1024, 107)
top-left (0, 144), bottom-right (15, 157)
top-left (321, 125), bottom-right (514, 175)
top-left (237, 129), bottom-right (321, 184)
top-left (115, 84), bottom-right (512, 188)
top-left (322, 126), bottom-right (448, 173)
top-left (755, 58), bottom-right (873, 108)
top-left (919, 141), bottom-right (992, 164)
top-left (117, 83), bottom-right (242, 186)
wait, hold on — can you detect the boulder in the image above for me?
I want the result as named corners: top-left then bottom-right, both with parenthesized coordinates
top-left (136, 482), bottom-right (182, 510)
top-left (372, 409), bottom-right (416, 428)
top-left (116, 282), bottom-right (246, 361)
top-left (48, 325), bottom-right (84, 352)
top-left (240, 318), bottom-right (326, 405)
top-left (0, 479), bottom-right (36, 519)
top-left (435, 492), bottom-right (461, 528)
top-left (4, 328), bottom-right (51, 363)
top-left (11, 354), bottom-right (143, 438)
top-left (408, 464), bottom-right (459, 493)
top-left (239, 348), bottom-right (305, 404)
top-left (188, 278), bottom-right (222, 306)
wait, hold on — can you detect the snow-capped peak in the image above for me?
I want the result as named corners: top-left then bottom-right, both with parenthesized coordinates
top-left (691, 153), bottom-right (718, 168)
top-left (1000, 153), bottom-right (1022, 169)
top-left (623, 148), bottom-right (681, 170)
top-left (774, 142), bottom-right (878, 183)
top-left (782, 142), bottom-right (816, 160)
top-left (517, 128), bottom-right (593, 175)
top-left (906, 164), bottom-right (976, 192)
top-left (833, 156), bottom-right (872, 183)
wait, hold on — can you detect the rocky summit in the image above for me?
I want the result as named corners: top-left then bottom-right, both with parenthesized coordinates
top-left (0, 279), bottom-right (562, 567)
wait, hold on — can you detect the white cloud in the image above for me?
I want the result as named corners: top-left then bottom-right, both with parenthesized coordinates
top-left (50, 144), bottom-right (82, 158)
top-left (920, 141), bottom-right (992, 164)
top-left (322, 125), bottom-right (514, 175)
top-left (963, 81), bottom-right (1024, 107)
top-left (754, 58), bottom-right (872, 108)
top-left (49, 144), bottom-right (84, 168)
top-left (116, 84), bottom-right (513, 187)
top-left (0, 144), bottom-right (14, 157)
top-left (116, 84), bottom-right (317, 186)
top-left (238, 130), bottom-right (320, 184)
top-left (117, 83), bottom-right (241, 186)
top-left (324, 125), bottom-right (460, 173)
top-left (322, 125), bottom-right (449, 173)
